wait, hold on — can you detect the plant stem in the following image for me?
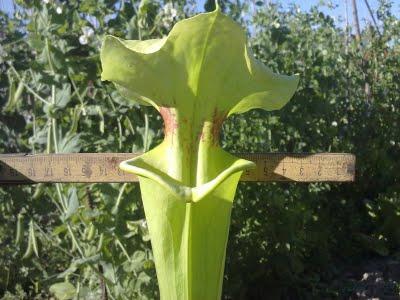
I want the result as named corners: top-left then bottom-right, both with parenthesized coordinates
top-left (115, 237), bottom-right (131, 262)
top-left (351, 0), bottom-right (361, 41)
top-left (34, 223), bottom-right (74, 258)
top-left (98, 264), bottom-right (109, 300)
top-left (68, 72), bottom-right (87, 113)
top-left (67, 225), bottom-right (85, 257)
top-left (112, 183), bottom-right (127, 215)
top-left (8, 63), bottom-right (50, 105)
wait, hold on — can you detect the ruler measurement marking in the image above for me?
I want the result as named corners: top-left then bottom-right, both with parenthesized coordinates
top-left (0, 153), bottom-right (355, 183)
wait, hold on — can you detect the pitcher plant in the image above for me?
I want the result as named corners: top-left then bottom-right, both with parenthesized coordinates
top-left (100, 2), bottom-right (299, 299)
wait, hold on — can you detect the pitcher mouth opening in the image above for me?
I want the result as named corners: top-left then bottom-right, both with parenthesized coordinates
top-left (119, 147), bottom-right (255, 203)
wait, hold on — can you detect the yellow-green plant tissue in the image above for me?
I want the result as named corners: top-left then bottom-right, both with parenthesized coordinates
top-left (100, 3), bottom-right (298, 299)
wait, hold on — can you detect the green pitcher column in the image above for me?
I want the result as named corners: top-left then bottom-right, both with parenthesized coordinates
top-left (101, 6), bottom-right (299, 300)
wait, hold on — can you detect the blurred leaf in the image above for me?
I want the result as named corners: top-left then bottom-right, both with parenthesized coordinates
top-left (49, 282), bottom-right (76, 300)
top-left (58, 133), bottom-right (82, 153)
top-left (64, 187), bottom-right (79, 221)
top-left (55, 84), bottom-right (71, 109)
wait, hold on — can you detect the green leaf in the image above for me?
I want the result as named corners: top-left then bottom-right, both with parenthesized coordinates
top-left (58, 133), bottom-right (81, 153)
top-left (131, 250), bottom-right (146, 271)
top-left (28, 33), bottom-right (45, 50)
top-left (55, 84), bottom-right (71, 109)
top-left (49, 282), bottom-right (76, 300)
top-left (57, 255), bottom-right (101, 278)
top-left (52, 224), bottom-right (67, 235)
top-left (64, 187), bottom-right (79, 221)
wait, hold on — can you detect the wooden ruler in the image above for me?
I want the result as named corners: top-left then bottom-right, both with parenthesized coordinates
top-left (0, 153), bottom-right (355, 184)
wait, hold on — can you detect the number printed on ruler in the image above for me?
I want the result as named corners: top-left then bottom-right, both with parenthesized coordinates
top-left (0, 153), bottom-right (355, 183)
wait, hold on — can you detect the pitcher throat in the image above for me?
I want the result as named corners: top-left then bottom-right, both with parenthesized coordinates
top-left (159, 106), bottom-right (226, 186)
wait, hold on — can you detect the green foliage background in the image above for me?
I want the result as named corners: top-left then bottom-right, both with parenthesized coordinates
top-left (0, 0), bottom-right (399, 299)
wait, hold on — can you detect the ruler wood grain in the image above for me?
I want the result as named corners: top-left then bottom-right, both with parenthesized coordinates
top-left (0, 153), bottom-right (355, 184)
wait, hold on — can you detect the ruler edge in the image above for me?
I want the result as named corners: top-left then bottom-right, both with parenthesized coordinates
top-left (0, 152), bottom-right (356, 184)
top-left (0, 152), bottom-right (357, 157)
